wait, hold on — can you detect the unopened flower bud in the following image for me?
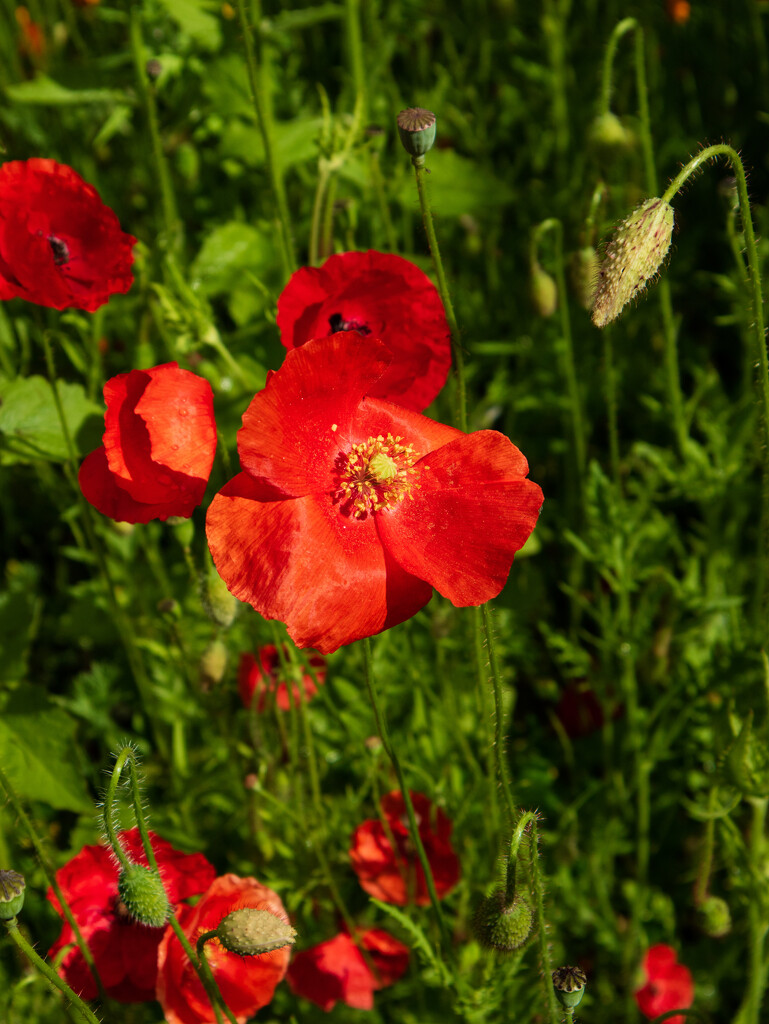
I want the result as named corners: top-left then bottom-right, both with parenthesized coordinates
top-left (569, 246), bottom-right (600, 310)
top-left (724, 712), bottom-right (769, 798)
top-left (397, 107), bottom-right (437, 158)
top-left (473, 886), bottom-right (533, 952)
top-left (216, 907), bottom-right (297, 956)
top-left (529, 263), bottom-right (557, 317)
top-left (696, 895), bottom-right (731, 938)
top-left (117, 864), bottom-right (170, 928)
top-left (0, 870), bottom-right (25, 920)
top-left (199, 640), bottom-right (228, 689)
top-left (589, 111), bottom-right (634, 155)
top-left (200, 565), bottom-right (238, 628)
top-left (552, 965), bottom-right (587, 1009)
top-left (592, 198), bottom-right (675, 327)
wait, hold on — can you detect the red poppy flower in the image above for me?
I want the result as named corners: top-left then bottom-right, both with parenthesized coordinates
top-left (635, 945), bottom-right (694, 1024)
top-left (350, 791), bottom-right (460, 906)
top-left (206, 334), bottom-right (542, 654)
top-left (79, 362), bottom-right (217, 523)
top-left (277, 250), bottom-right (452, 412)
top-left (0, 159), bottom-right (135, 311)
top-left (287, 929), bottom-right (409, 1011)
top-left (47, 829), bottom-right (215, 1003)
top-left (238, 644), bottom-right (326, 712)
top-left (156, 874), bottom-right (290, 1024)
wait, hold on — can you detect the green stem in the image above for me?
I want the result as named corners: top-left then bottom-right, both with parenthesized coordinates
top-left (344, 0), bottom-right (367, 128)
top-left (602, 326), bottom-right (621, 486)
top-left (0, 766), bottom-right (105, 1000)
top-left (102, 746), bottom-right (158, 873)
top-left (3, 918), bottom-right (101, 1024)
top-left (525, 818), bottom-right (559, 1024)
top-left (193, 934), bottom-right (235, 1024)
top-left (482, 604), bottom-right (516, 824)
top-left (361, 638), bottom-right (449, 947)
top-left (693, 789), bottom-right (717, 905)
top-left (235, 0), bottom-right (295, 278)
top-left (745, 798), bottom-right (768, 1024)
top-left (599, 18), bottom-right (636, 117)
top-left (309, 163), bottom-right (332, 267)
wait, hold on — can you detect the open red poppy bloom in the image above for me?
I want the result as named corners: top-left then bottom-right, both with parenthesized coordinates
top-left (350, 791), bottom-right (460, 906)
top-left (206, 334), bottom-right (542, 654)
top-left (156, 874), bottom-right (291, 1024)
top-left (635, 945), bottom-right (694, 1024)
top-left (0, 159), bottom-right (135, 311)
top-left (276, 250), bottom-right (452, 412)
top-left (47, 829), bottom-right (215, 1003)
top-left (238, 644), bottom-right (326, 712)
top-left (79, 362), bottom-right (217, 523)
top-left (287, 929), bottom-right (409, 1011)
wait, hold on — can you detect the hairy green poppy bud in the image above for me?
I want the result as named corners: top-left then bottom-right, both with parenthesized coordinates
top-left (591, 198), bottom-right (675, 327)
top-left (473, 886), bottom-right (533, 952)
top-left (552, 965), bottom-right (587, 1009)
top-left (0, 870), bottom-right (25, 920)
top-left (696, 895), bottom-right (731, 938)
top-left (200, 564), bottom-right (238, 628)
top-left (200, 640), bottom-right (228, 689)
top-left (397, 107), bottom-right (437, 158)
top-left (117, 864), bottom-right (170, 928)
top-left (216, 907), bottom-right (297, 956)
top-left (569, 246), bottom-right (600, 310)
top-left (529, 263), bottom-right (557, 318)
top-left (588, 111), bottom-right (634, 154)
top-left (724, 712), bottom-right (769, 798)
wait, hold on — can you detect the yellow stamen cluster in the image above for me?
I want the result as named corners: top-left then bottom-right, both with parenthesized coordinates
top-left (335, 433), bottom-right (420, 519)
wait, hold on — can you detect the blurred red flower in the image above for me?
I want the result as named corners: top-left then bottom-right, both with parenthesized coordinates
top-left (0, 159), bottom-right (135, 311)
top-left (15, 7), bottom-right (46, 59)
top-left (156, 874), bottom-right (291, 1024)
top-left (206, 334), bottom-right (542, 654)
top-left (79, 362), bottom-right (217, 523)
top-left (47, 829), bottom-right (215, 1003)
top-left (238, 644), bottom-right (326, 712)
top-left (350, 791), bottom-right (460, 906)
top-left (287, 929), bottom-right (409, 1010)
top-left (276, 250), bottom-right (452, 412)
top-left (666, 0), bottom-right (691, 24)
top-left (635, 944), bottom-right (694, 1024)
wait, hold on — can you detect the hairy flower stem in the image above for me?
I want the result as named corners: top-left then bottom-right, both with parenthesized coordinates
top-left (522, 817), bottom-right (559, 1024)
top-left (235, 0), bottom-right (295, 279)
top-left (361, 638), bottom-right (449, 948)
top-left (0, 765), bottom-right (105, 1000)
top-left (40, 333), bottom-right (168, 759)
top-left (483, 604), bottom-right (516, 823)
top-left (745, 797), bottom-right (768, 1024)
top-left (661, 144), bottom-right (769, 628)
top-left (3, 917), bottom-right (101, 1024)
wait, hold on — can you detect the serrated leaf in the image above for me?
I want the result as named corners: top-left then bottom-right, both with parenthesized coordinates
top-left (0, 375), bottom-right (102, 464)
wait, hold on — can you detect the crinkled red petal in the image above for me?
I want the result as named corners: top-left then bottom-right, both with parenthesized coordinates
top-left (79, 447), bottom-right (202, 523)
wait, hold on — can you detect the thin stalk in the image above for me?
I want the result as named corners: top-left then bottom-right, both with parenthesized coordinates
top-left (745, 798), bottom-right (768, 1024)
top-left (602, 326), bottom-right (621, 485)
top-left (482, 604), bottom-right (516, 824)
top-left (0, 766), bottom-right (105, 1000)
top-left (309, 164), bottom-right (332, 267)
top-left (525, 819), bottom-right (559, 1024)
top-left (235, 0), bottom-right (295, 277)
top-left (693, 789), bottom-right (717, 906)
top-left (361, 638), bottom-right (449, 947)
top-left (370, 149), bottom-right (398, 253)
top-left (3, 918), bottom-right (101, 1024)
top-left (344, 0), bottom-right (367, 127)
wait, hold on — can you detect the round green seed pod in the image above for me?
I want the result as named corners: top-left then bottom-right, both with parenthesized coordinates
top-left (473, 886), bottom-right (533, 952)
top-left (397, 107), bottom-right (437, 158)
top-left (529, 264), bottom-right (558, 318)
top-left (216, 908), bottom-right (297, 957)
top-left (588, 112), bottom-right (634, 155)
top-left (552, 965), bottom-right (587, 1008)
top-left (200, 565), bottom-right (238, 628)
top-left (697, 895), bottom-right (732, 938)
top-left (117, 865), bottom-right (170, 928)
top-left (200, 640), bottom-right (228, 689)
top-left (569, 246), bottom-right (600, 310)
top-left (0, 870), bottom-right (25, 920)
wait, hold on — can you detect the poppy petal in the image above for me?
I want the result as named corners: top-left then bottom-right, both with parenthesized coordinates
top-left (79, 447), bottom-right (200, 523)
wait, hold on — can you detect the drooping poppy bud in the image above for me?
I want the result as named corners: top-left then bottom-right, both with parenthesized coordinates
top-left (0, 869), bottom-right (25, 920)
top-left (216, 907), bottom-right (297, 957)
top-left (117, 864), bottom-right (170, 928)
top-left (473, 885), bottom-right (533, 952)
top-left (569, 246), bottom-right (600, 310)
top-left (696, 895), bottom-right (731, 938)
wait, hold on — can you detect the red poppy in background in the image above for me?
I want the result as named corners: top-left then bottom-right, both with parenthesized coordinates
top-left (350, 791), bottom-right (460, 906)
top-left (277, 250), bottom-right (452, 412)
top-left (79, 362), bottom-right (217, 523)
top-left (0, 159), bottom-right (135, 311)
top-left (156, 874), bottom-right (291, 1024)
top-left (238, 644), bottom-right (326, 712)
top-left (287, 929), bottom-right (409, 1011)
top-left (47, 829), bottom-right (215, 1003)
top-left (206, 334), bottom-right (543, 654)
top-left (635, 945), bottom-right (694, 1024)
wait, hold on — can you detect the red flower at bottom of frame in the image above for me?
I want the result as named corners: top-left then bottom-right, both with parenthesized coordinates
top-left (79, 362), bottom-right (217, 523)
top-left (46, 829), bottom-right (215, 1003)
top-left (156, 874), bottom-right (291, 1024)
top-left (635, 945), bottom-right (694, 1024)
top-left (205, 334), bottom-right (543, 654)
top-left (238, 644), bottom-right (326, 712)
top-left (287, 929), bottom-right (410, 1010)
top-left (350, 791), bottom-right (460, 906)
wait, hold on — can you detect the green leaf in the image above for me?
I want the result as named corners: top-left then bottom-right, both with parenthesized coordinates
top-left (156, 0), bottom-right (222, 50)
top-left (5, 74), bottom-right (129, 106)
top-left (395, 150), bottom-right (514, 217)
top-left (0, 375), bottom-right (102, 464)
top-left (0, 685), bottom-right (93, 813)
top-left (191, 222), bottom-right (278, 297)
top-left (0, 563), bottom-right (41, 685)
top-left (368, 898), bottom-right (453, 986)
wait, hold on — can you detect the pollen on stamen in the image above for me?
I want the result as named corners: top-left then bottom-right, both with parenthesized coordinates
top-left (334, 433), bottom-right (421, 519)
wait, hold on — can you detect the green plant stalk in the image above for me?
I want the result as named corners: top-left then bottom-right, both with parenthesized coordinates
top-left (745, 798), bottom-right (768, 1024)
top-left (370, 149), bottom-right (398, 253)
top-left (482, 604), bottom-right (516, 823)
top-left (3, 917), bottom-right (101, 1024)
top-left (320, 172), bottom-right (340, 261)
top-left (191, 934), bottom-right (235, 1024)
top-left (40, 334), bottom-right (168, 759)
top-left (661, 143), bottom-right (769, 626)
top-left (599, 18), bottom-right (636, 116)
top-left (525, 819), bottom-right (560, 1024)
top-left (602, 326), bottom-right (621, 485)
top-left (361, 638), bottom-right (449, 947)
top-left (0, 765), bottom-right (105, 1000)
top-left (344, 0), bottom-right (367, 127)
top-left (129, 8), bottom-right (179, 246)
top-left (235, 0), bottom-right (295, 278)
top-left (541, 0), bottom-right (570, 158)
top-left (309, 163), bottom-right (332, 267)
top-left (693, 789), bottom-right (717, 905)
